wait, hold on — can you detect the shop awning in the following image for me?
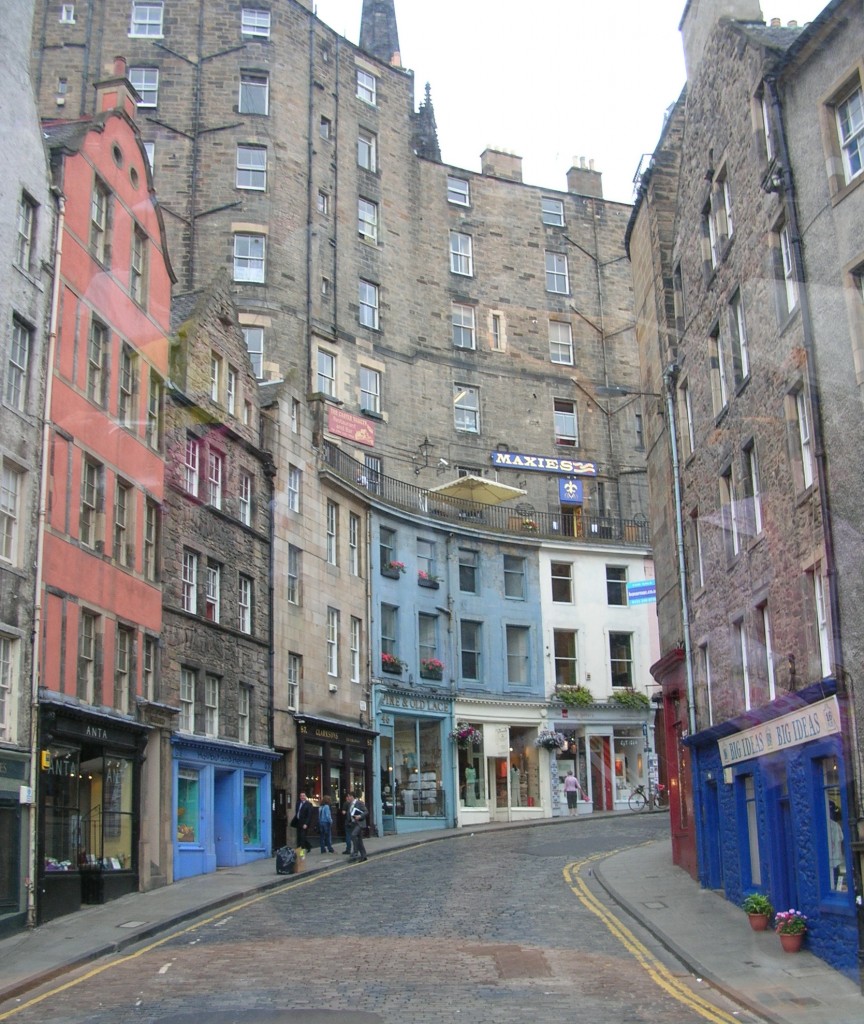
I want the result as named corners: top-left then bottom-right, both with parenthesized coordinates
top-left (428, 475), bottom-right (526, 506)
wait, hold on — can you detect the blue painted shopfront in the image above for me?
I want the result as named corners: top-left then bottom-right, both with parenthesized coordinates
top-left (686, 681), bottom-right (858, 978)
top-left (172, 736), bottom-right (280, 880)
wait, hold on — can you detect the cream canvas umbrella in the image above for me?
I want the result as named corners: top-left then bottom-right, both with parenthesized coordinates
top-left (429, 475), bottom-right (527, 505)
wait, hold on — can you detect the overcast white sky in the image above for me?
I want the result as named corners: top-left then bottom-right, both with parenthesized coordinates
top-left (312, 1), bottom-right (828, 203)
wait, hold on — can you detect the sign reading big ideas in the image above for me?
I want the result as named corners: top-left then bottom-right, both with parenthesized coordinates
top-left (718, 696), bottom-right (841, 767)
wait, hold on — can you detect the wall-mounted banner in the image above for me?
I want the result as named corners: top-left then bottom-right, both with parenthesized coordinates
top-left (558, 478), bottom-right (584, 504)
top-left (491, 451), bottom-right (598, 476)
top-left (327, 407), bottom-right (376, 447)
top-left (718, 695), bottom-right (841, 767)
top-left (627, 580), bottom-right (656, 605)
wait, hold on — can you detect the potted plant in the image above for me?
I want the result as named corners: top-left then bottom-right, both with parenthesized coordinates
top-left (450, 723), bottom-right (482, 748)
top-left (774, 909), bottom-right (807, 952)
top-left (381, 560), bottom-right (406, 579)
top-left (557, 685), bottom-right (595, 708)
top-left (420, 657), bottom-right (444, 680)
top-left (741, 893), bottom-right (773, 931)
top-left (417, 570), bottom-right (440, 589)
top-left (381, 652), bottom-right (405, 675)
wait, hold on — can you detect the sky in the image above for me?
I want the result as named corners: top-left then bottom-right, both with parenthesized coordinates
top-left (312, 1), bottom-right (829, 204)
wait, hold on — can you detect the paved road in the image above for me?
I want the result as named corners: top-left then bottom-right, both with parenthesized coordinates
top-left (1, 815), bottom-right (764, 1024)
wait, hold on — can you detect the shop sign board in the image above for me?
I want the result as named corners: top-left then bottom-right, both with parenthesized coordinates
top-left (490, 451), bottom-right (598, 476)
top-left (483, 724), bottom-right (510, 757)
top-left (627, 580), bottom-right (656, 605)
top-left (718, 695), bottom-right (841, 767)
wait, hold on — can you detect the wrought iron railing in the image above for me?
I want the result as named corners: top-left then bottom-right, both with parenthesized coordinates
top-left (320, 442), bottom-right (651, 547)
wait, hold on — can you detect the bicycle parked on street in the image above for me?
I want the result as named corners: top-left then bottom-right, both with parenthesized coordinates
top-left (628, 782), bottom-right (668, 811)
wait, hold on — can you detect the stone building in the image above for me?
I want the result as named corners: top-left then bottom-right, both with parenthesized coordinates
top-left (628, 0), bottom-right (864, 979)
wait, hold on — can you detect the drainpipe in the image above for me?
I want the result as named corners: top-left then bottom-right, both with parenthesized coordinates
top-left (766, 73), bottom-right (864, 992)
top-left (27, 186), bottom-right (66, 928)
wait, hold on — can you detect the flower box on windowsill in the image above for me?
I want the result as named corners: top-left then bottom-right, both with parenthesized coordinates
top-left (418, 577), bottom-right (440, 589)
top-left (419, 668), bottom-right (443, 680)
top-left (381, 565), bottom-right (402, 579)
top-left (381, 661), bottom-right (403, 675)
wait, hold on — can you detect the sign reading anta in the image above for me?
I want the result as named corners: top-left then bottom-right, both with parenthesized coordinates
top-left (491, 451), bottom-right (598, 476)
top-left (327, 407), bottom-right (376, 447)
top-left (718, 695), bottom-right (841, 767)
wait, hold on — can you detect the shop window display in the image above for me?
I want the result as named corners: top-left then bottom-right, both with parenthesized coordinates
top-left (392, 716), bottom-right (445, 817)
top-left (820, 758), bottom-right (847, 892)
top-left (42, 745), bottom-right (80, 871)
top-left (177, 768), bottom-right (200, 843)
top-left (243, 776), bottom-right (261, 846)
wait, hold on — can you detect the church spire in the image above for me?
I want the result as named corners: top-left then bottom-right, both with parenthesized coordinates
top-left (359, 0), bottom-right (401, 67)
top-left (413, 82), bottom-right (441, 162)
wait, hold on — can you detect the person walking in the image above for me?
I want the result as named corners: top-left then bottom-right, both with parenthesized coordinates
top-left (341, 793), bottom-right (354, 856)
top-left (293, 792), bottom-right (312, 851)
top-left (563, 770), bottom-right (584, 816)
top-left (347, 791), bottom-right (368, 862)
top-left (318, 795), bottom-right (335, 853)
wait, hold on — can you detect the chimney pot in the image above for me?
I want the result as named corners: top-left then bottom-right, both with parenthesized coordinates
top-left (770, 17), bottom-right (781, 27)
top-left (787, 20), bottom-right (797, 27)
top-left (113, 56), bottom-right (127, 78)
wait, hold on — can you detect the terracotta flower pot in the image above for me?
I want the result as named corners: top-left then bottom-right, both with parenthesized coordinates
top-left (748, 913), bottom-right (770, 931)
top-left (778, 931), bottom-right (804, 953)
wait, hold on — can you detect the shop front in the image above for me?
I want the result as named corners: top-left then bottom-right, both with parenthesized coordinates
top-left (373, 685), bottom-right (453, 834)
top-left (37, 699), bottom-right (147, 924)
top-left (0, 748), bottom-right (30, 937)
top-left (173, 735), bottom-right (279, 880)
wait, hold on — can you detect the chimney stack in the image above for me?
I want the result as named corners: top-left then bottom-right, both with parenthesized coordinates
top-left (480, 148), bottom-right (523, 183)
top-left (94, 55), bottom-right (138, 116)
top-left (567, 157), bottom-right (603, 199)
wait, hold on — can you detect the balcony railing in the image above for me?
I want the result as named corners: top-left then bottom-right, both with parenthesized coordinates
top-left (320, 441), bottom-right (650, 546)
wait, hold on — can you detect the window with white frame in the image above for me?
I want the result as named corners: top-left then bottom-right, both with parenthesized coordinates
top-left (460, 620), bottom-right (481, 680)
top-left (144, 499), bottom-right (158, 581)
top-left (182, 550), bottom-right (198, 614)
top-left (679, 378), bottom-right (695, 457)
top-left (130, 2), bottom-right (163, 37)
top-left (239, 470), bottom-right (252, 526)
top-left (358, 198), bottom-right (378, 242)
top-left (350, 617), bottom-right (361, 682)
top-left (78, 610), bottom-right (98, 701)
top-left (554, 630), bottom-right (577, 687)
top-left (357, 129), bottom-right (377, 171)
top-left (291, 398), bottom-right (299, 433)
top-left (699, 641), bottom-right (714, 728)
top-left (143, 141), bottom-right (155, 172)
top-left (449, 231), bottom-right (473, 276)
top-left (719, 466), bottom-right (739, 560)
top-left (349, 513), bottom-right (360, 575)
top-left (207, 450), bottom-right (224, 509)
top-left (703, 199), bottom-right (719, 269)
top-left (184, 437), bottom-right (200, 497)
top-left (114, 625), bottom-right (133, 712)
top-left (735, 619), bottom-right (751, 710)
top-left (453, 383), bottom-right (479, 432)
top-left (835, 84), bottom-right (864, 185)
top-left (87, 319), bottom-right (108, 406)
top-left (60, 3), bottom-right (75, 22)
top-left (356, 68), bottom-right (377, 104)
top-left (204, 675), bottom-right (219, 737)
top-left (326, 500), bottom-right (338, 565)
top-left (490, 313), bottom-right (503, 351)
top-left (419, 612), bottom-right (437, 665)
top-left (360, 366), bottom-right (380, 414)
top-left (238, 685), bottom-right (251, 743)
top-left (206, 563), bottom-right (220, 622)
top-left (233, 233), bottom-right (265, 282)
top-left (147, 371), bottom-right (163, 450)
top-left (80, 458), bottom-right (102, 549)
top-left (319, 116), bottom-right (331, 140)
top-left (286, 544), bottom-right (300, 605)
top-left (316, 190), bottom-right (329, 215)
top-left (541, 197), bottom-right (565, 226)
top-left (238, 575), bottom-right (252, 633)
top-left (210, 353), bottom-right (222, 404)
top-left (90, 178), bottom-right (111, 264)
top-left (709, 326), bottom-right (728, 416)
top-left (458, 548), bottom-right (478, 593)
top-left (143, 635), bottom-right (157, 701)
top-left (554, 398), bottom-right (578, 446)
top-left (691, 509), bottom-right (705, 589)
top-left (550, 561), bottom-right (573, 603)
top-left (759, 87), bottom-right (775, 162)
top-left (287, 464), bottom-right (300, 512)
top-left (794, 387), bottom-right (814, 489)
top-left (416, 537), bottom-right (434, 579)
top-left (179, 668), bottom-right (195, 732)
top-left (113, 479), bottom-right (132, 565)
top-left (742, 441), bottom-right (763, 538)
top-left (239, 72), bottom-right (269, 115)
top-left (545, 250), bottom-right (569, 293)
top-left (506, 625), bottom-right (529, 684)
top-left (226, 366), bottom-right (237, 416)
top-left (7, 318), bottom-right (31, 412)
top-left (503, 555), bottom-right (525, 599)
top-left (317, 349), bottom-right (336, 395)
top-left (358, 279), bottom-right (379, 329)
top-left (242, 326), bottom-right (264, 378)
top-left (129, 67), bottom-right (158, 107)
top-left (326, 607), bottom-right (339, 675)
top-left (729, 290), bottom-right (749, 387)
top-left (451, 303), bottom-right (476, 349)
top-left (16, 193), bottom-right (36, 272)
top-left (755, 601), bottom-right (776, 700)
top-left (447, 176), bottom-right (470, 205)
top-left (0, 464), bottom-right (21, 565)
top-left (811, 567), bottom-right (831, 677)
top-left (130, 225), bottom-right (147, 305)
top-left (778, 222), bottom-right (798, 317)
top-left (236, 145), bottom-right (267, 190)
top-left (609, 632), bottom-right (633, 688)
top-left (241, 7), bottom-right (271, 37)
top-left (287, 653), bottom-right (300, 709)
top-left (380, 603), bottom-right (398, 658)
top-left (549, 320), bottom-right (573, 364)
top-left (716, 169), bottom-right (733, 241)
top-left (0, 636), bottom-right (16, 739)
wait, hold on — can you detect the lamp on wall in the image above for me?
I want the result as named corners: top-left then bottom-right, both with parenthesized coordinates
top-left (413, 436), bottom-right (433, 474)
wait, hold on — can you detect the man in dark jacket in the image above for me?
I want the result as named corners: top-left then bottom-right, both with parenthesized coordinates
top-left (294, 792), bottom-right (312, 851)
top-left (347, 791), bottom-right (368, 862)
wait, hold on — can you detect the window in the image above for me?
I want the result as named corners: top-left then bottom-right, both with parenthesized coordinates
top-left (317, 190), bottom-right (329, 215)
top-left (703, 199), bottom-right (718, 269)
top-left (503, 555), bottom-right (525, 599)
top-left (458, 549), bottom-right (478, 593)
top-left (716, 170), bottom-right (733, 241)
top-left (226, 366), bottom-right (237, 416)
top-left (506, 625), bottom-right (529, 684)
top-left (317, 349), bottom-right (336, 395)
top-left (143, 141), bottom-right (155, 172)
top-left (319, 116), bottom-right (331, 140)
top-left (550, 561), bottom-right (572, 603)
top-left (691, 509), bottom-right (705, 590)
top-left (606, 566), bottom-right (627, 606)
top-left (453, 383), bottom-right (479, 432)
top-left (735, 619), bottom-right (751, 710)
top-left (679, 378), bottom-right (695, 458)
top-left (287, 465), bottom-right (300, 512)
top-left (291, 398), bottom-right (299, 433)
top-left (460, 620), bottom-right (481, 680)
top-left (554, 630), bottom-right (577, 687)
top-left (147, 371), bottom-right (163, 449)
top-left (451, 303), bottom-right (476, 349)
top-left (118, 345), bottom-right (136, 427)
top-left (358, 279), bottom-right (379, 329)
top-left (350, 617), bottom-right (361, 682)
top-left (114, 625), bottom-right (133, 712)
top-left (113, 480), bottom-right (132, 565)
top-left (699, 642), bottom-right (714, 728)
top-left (129, 67), bottom-right (158, 107)
top-left (419, 612), bottom-right (437, 665)
top-left (238, 686), bottom-right (251, 744)
top-left (635, 413), bottom-right (644, 450)
top-left (729, 290), bottom-right (749, 387)
top-left (349, 514), bottom-right (361, 575)
top-left (672, 260), bottom-right (685, 332)
top-left (811, 568), bottom-right (831, 677)
top-left (130, 2), bottom-right (163, 37)
top-left (184, 437), bottom-right (200, 497)
top-left (326, 500), bottom-right (338, 565)
top-left (209, 353), bottom-right (222, 404)
top-left (778, 222), bottom-right (798, 316)
top-left (447, 176), bottom-right (470, 205)
top-left (7, 318), bottom-right (32, 411)
top-left (357, 129), bottom-right (377, 171)
top-left (541, 197), bottom-right (564, 226)
top-left (239, 470), bottom-right (252, 527)
top-left (609, 632), bottom-right (633, 688)
top-left (742, 442), bottom-right (763, 538)
top-left (545, 251), bottom-right (569, 293)
top-left (78, 611), bottom-right (99, 701)
top-left (60, 3), bottom-right (75, 22)
top-left (380, 603), bottom-right (398, 661)
top-left (236, 145), bottom-right (267, 190)
top-left (549, 321), bottom-right (573, 364)
top-left (243, 326), bottom-right (264, 378)
top-left (356, 68), bottom-right (377, 105)
top-left (416, 537), bottom-right (434, 580)
top-left (238, 575), bottom-right (252, 633)
top-left (449, 231), bottom-right (473, 276)
top-left (234, 233), bottom-right (265, 282)
top-left (204, 676), bottom-right (219, 737)
top-left (708, 327), bottom-right (728, 416)
top-left (755, 601), bottom-right (776, 701)
top-left (719, 466), bottom-right (740, 560)
top-left (0, 636), bottom-right (15, 740)
top-left (241, 7), bottom-right (271, 37)
top-left (144, 499), bottom-right (159, 581)
top-left (286, 545), bottom-right (300, 605)
top-left (0, 464), bottom-right (21, 565)
top-left (760, 88), bottom-right (775, 162)
top-left (180, 669), bottom-right (195, 733)
top-left (87, 320), bottom-right (108, 406)
top-left (15, 193), bottom-right (36, 271)
top-left (287, 653), bottom-right (300, 710)
top-left (742, 774), bottom-right (761, 886)
top-left (360, 366), bottom-right (380, 414)
top-left (206, 564), bottom-right (220, 622)
top-left (490, 313), bottom-right (503, 351)
top-left (207, 450), bottom-right (224, 509)
top-left (794, 387), bottom-right (814, 489)
top-left (358, 198), bottom-right (378, 242)
top-left (554, 398), bottom-right (578, 446)
top-left (835, 84), bottom-right (864, 184)
top-left (364, 454), bottom-right (382, 494)
top-left (239, 72), bottom-right (269, 115)
top-left (379, 526), bottom-right (396, 570)
top-left (90, 178), bottom-right (111, 264)
top-left (182, 550), bottom-right (198, 614)
top-left (80, 458), bottom-right (102, 549)
top-left (820, 759), bottom-right (847, 893)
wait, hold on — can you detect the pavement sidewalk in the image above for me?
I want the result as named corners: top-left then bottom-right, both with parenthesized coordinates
top-left (0, 816), bottom-right (860, 1024)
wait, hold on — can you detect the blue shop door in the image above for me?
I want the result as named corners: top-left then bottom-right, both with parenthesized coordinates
top-left (702, 779), bottom-right (724, 889)
top-left (768, 776), bottom-right (799, 911)
top-left (214, 770), bottom-right (235, 867)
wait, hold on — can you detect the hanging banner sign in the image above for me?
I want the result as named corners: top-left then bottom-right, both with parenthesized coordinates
top-left (718, 695), bottom-right (841, 767)
top-left (327, 407), bottom-right (376, 447)
top-left (558, 478), bottom-right (583, 504)
top-left (491, 451), bottom-right (598, 476)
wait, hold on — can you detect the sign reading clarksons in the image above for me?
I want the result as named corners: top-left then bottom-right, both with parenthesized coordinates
top-left (718, 696), bottom-right (841, 767)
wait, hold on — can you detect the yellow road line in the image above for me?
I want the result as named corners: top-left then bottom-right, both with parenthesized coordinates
top-left (563, 851), bottom-right (741, 1024)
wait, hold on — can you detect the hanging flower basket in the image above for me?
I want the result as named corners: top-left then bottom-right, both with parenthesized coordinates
top-left (534, 729), bottom-right (568, 753)
top-left (450, 723), bottom-right (482, 748)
